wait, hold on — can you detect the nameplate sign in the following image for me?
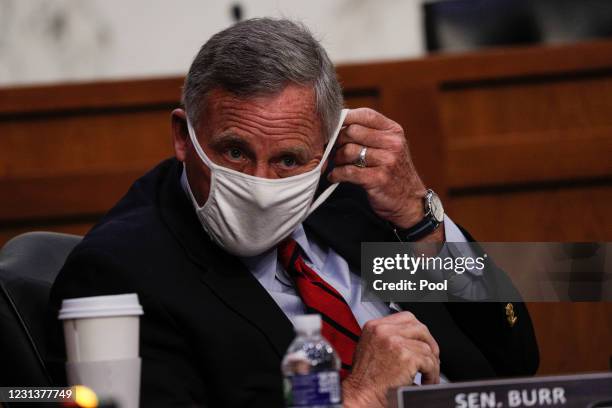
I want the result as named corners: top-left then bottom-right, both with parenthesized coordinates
top-left (390, 373), bottom-right (612, 408)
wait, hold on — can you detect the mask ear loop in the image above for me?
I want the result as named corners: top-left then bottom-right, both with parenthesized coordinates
top-left (308, 108), bottom-right (349, 215)
top-left (186, 118), bottom-right (220, 170)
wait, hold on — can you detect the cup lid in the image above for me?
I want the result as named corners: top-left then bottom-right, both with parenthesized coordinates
top-left (58, 293), bottom-right (144, 320)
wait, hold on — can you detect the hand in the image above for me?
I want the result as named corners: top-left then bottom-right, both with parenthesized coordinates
top-left (342, 312), bottom-right (440, 408)
top-left (329, 108), bottom-right (443, 241)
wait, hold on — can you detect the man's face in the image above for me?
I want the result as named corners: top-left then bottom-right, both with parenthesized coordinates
top-left (175, 84), bottom-right (325, 206)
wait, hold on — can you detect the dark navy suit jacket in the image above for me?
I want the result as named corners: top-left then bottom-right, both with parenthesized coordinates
top-left (45, 158), bottom-right (539, 407)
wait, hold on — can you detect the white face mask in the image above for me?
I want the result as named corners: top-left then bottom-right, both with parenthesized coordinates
top-left (184, 108), bottom-right (348, 257)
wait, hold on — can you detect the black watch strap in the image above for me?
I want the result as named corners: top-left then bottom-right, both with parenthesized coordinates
top-left (393, 215), bottom-right (441, 242)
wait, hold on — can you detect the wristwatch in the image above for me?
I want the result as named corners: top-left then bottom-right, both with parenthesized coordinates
top-left (393, 189), bottom-right (444, 242)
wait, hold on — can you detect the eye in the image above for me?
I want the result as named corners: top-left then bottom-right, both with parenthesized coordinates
top-left (227, 147), bottom-right (243, 161)
top-left (280, 156), bottom-right (297, 168)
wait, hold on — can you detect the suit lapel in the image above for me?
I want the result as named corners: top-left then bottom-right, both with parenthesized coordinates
top-left (158, 161), bottom-right (294, 358)
top-left (304, 184), bottom-right (394, 272)
top-left (198, 250), bottom-right (295, 359)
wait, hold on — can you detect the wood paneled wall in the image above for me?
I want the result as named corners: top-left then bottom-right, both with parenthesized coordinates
top-left (0, 79), bottom-right (182, 243)
top-left (1, 40), bottom-right (611, 376)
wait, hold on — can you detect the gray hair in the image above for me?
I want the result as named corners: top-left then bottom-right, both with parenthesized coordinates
top-left (182, 18), bottom-right (344, 140)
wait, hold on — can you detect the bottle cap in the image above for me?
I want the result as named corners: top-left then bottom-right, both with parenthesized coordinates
top-left (293, 314), bottom-right (321, 334)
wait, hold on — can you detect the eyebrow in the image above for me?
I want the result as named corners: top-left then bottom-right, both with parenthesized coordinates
top-left (208, 132), bottom-right (255, 157)
top-left (208, 131), bottom-right (246, 146)
top-left (271, 145), bottom-right (311, 162)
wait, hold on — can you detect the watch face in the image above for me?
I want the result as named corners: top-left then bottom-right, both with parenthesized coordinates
top-left (430, 193), bottom-right (444, 222)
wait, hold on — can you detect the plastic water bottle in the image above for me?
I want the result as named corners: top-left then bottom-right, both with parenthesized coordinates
top-left (282, 314), bottom-right (342, 408)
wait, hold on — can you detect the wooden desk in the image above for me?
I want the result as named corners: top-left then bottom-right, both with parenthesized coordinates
top-left (1, 40), bottom-right (611, 376)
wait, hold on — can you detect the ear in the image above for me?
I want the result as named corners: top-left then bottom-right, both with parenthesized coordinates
top-left (171, 109), bottom-right (189, 162)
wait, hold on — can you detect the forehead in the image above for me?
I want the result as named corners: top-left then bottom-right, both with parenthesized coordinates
top-left (200, 85), bottom-right (323, 143)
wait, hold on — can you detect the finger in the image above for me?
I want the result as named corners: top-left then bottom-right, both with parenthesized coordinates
top-left (328, 165), bottom-right (388, 189)
top-left (396, 323), bottom-right (440, 359)
top-left (362, 311), bottom-right (420, 330)
top-left (380, 313), bottom-right (439, 357)
top-left (334, 143), bottom-right (391, 167)
top-left (419, 356), bottom-right (441, 385)
top-left (376, 311), bottom-right (417, 325)
top-left (344, 108), bottom-right (397, 131)
top-left (401, 340), bottom-right (440, 385)
top-left (338, 123), bottom-right (393, 149)
top-left (396, 340), bottom-right (440, 385)
top-left (418, 354), bottom-right (441, 385)
top-left (367, 317), bottom-right (439, 359)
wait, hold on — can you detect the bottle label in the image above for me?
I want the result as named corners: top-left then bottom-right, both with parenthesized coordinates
top-left (284, 371), bottom-right (342, 407)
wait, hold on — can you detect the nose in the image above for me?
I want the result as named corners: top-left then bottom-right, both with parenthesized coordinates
top-left (249, 162), bottom-right (279, 179)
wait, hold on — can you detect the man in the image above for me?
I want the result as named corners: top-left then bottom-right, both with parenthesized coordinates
top-left (46, 18), bottom-right (538, 407)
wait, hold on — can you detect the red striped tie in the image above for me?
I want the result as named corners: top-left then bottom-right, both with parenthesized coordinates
top-left (278, 238), bottom-right (362, 379)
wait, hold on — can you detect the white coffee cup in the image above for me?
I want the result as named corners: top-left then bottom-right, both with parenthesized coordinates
top-left (59, 293), bottom-right (144, 408)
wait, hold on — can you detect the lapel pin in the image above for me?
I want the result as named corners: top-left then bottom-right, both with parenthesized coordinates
top-left (505, 303), bottom-right (518, 327)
